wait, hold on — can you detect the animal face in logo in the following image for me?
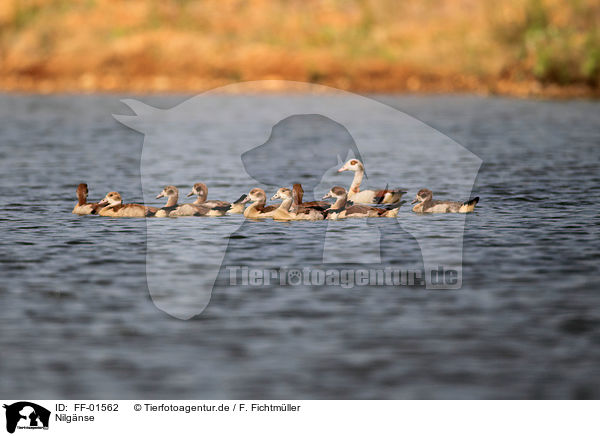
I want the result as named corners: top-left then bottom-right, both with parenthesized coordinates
top-left (241, 114), bottom-right (365, 198)
top-left (3, 402), bottom-right (50, 434)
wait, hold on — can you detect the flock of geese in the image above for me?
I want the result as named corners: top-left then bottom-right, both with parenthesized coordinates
top-left (72, 159), bottom-right (480, 220)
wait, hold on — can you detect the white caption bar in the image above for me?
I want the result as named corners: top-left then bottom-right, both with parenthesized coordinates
top-left (1, 400), bottom-right (598, 435)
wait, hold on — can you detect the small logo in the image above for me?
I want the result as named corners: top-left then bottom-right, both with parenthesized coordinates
top-left (3, 402), bottom-right (50, 434)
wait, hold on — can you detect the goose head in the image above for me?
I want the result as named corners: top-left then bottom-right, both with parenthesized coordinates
top-left (98, 191), bottom-right (122, 208)
top-left (338, 158), bottom-right (364, 173)
top-left (322, 186), bottom-right (347, 200)
top-left (242, 188), bottom-right (267, 204)
top-left (412, 188), bottom-right (433, 204)
top-left (187, 182), bottom-right (207, 201)
top-left (156, 185), bottom-right (178, 200)
top-left (271, 187), bottom-right (293, 201)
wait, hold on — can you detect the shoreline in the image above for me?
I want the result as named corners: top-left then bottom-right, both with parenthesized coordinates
top-left (1, 76), bottom-right (598, 99)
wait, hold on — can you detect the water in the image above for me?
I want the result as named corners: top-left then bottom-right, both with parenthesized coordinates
top-left (1, 94), bottom-right (599, 399)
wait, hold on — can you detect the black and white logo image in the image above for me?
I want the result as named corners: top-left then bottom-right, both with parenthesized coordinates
top-left (3, 402), bottom-right (50, 434)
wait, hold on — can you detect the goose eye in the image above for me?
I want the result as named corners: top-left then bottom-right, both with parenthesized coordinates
top-left (350, 160), bottom-right (358, 165)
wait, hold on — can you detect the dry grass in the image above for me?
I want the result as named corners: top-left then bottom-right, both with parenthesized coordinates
top-left (0, 0), bottom-right (598, 96)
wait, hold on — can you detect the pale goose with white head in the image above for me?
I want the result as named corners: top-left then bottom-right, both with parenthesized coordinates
top-left (337, 158), bottom-right (406, 204)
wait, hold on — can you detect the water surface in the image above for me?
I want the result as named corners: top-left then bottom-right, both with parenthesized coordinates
top-left (1, 94), bottom-right (599, 399)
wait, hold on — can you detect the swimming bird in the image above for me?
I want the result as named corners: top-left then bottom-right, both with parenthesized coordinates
top-left (186, 182), bottom-right (246, 214)
top-left (411, 189), bottom-right (479, 213)
top-left (227, 194), bottom-right (248, 214)
top-left (322, 186), bottom-right (403, 219)
top-left (241, 188), bottom-right (278, 219)
top-left (337, 159), bottom-right (406, 204)
top-left (72, 183), bottom-right (101, 215)
top-left (156, 185), bottom-right (227, 217)
top-left (291, 183), bottom-right (330, 213)
top-left (271, 188), bottom-right (325, 221)
top-left (155, 185), bottom-right (181, 217)
top-left (97, 192), bottom-right (158, 217)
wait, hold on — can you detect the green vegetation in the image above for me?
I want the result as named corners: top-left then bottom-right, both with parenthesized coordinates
top-left (492, 0), bottom-right (600, 85)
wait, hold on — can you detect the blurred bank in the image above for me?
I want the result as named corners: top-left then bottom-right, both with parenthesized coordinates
top-left (0, 0), bottom-right (598, 96)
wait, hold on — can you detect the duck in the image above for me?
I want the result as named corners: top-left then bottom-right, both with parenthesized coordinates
top-left (241, 188), bottom-right (278, 219)
top-left (291, 183), bottom-right (330, 214)
top-left (271, 188), bottom-right (325, 221)
top-left (186, 182), bottom-right (247, 214)
top-left (97, 192), bottom-right (158, 217)
top-left (337, 159), bottom-right (406, 204)
top-left (156, 185), bottom-right (227, 217)
top-left (411, 189), bottom-right (479, 213)
top-left (72, 183), bottom-right (101, 215)
top-left (322, 186), bottom-right (403, 220)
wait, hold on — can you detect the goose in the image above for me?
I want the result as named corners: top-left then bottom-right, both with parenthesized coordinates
top-left (155, 185), bottom-right (181, 217)
top-left (337, 159), bottom-right (406, 204)
top-left (227, 195), bottom-right (247, 214)
top-left (156, 185), bottom-right (227, 217)
top-left (271, 188), bottom-right (325, 221)
top-left (241, 188), bottom-right (278, 219)
top-left (186, 182), bottom-right (247, 214)
top-left (72, 183), bottom-right (101, 215)
top-left (291, 183), bottom-right (330, 213)
top-left (322, 186), bottom-right (403, 220)
top-left (97, 192), bottom-right (158, 217)
top-left (411, 189), bottom-right (479, 213)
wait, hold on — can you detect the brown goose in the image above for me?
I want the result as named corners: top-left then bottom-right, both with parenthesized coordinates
top-left (97, 192), bottom-right (157, 217)
top-left (156, 185), bottom-right (226, 217)
top-left (187, 182), bottom-right (246, 214)
top-left (72, 183), bottom-right (101, 215)
top-left (271, 188), bottom-right (325, 221)
top-left (291, 183), bottom-right (330, 213)
top-left (411, 189), bottom-right (479, 213)
top-left (322, 186), bottom-right (403, 220)
top-left (241, 188), bottom-right (278, 219)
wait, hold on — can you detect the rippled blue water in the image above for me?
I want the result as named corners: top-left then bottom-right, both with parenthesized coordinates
top-left (1, 94), bottom-right (599, 399)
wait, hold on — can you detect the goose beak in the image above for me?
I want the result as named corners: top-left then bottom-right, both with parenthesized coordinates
top-left (337, 166), bottom-right (347, 173)
top-left (411, 198), bottom-right (418, 204)
top-left (241, 196), bottom-right (251, 204)
top-left (186, 191), bottom-right (194, 197)
top-left (97, 199), bottom-right (108, 207)
top-left (156, 193), bottom-right (165, 199)
top-left (322, 192), bottom-right (333, 200)
top-left (270, 194), bottom-right (278, 201)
